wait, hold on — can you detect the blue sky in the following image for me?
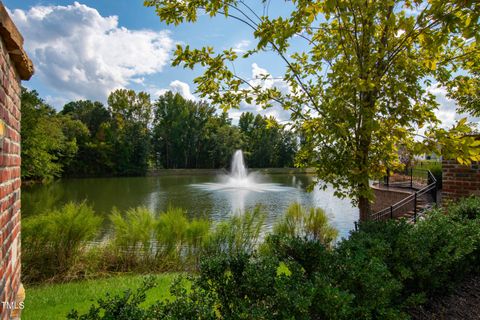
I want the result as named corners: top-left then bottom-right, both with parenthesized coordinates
top-left (3, 0), bottom-right (474, 125)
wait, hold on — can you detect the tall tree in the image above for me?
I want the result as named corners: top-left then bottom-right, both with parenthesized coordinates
top-left (107, 89), bottom-right (152, 175)
top-left (21, 88), bottom-right (84, 181)
top-left (152, 91), bottom-right (243, 169)
top-left (61, 100), bottom-right (112, 176)
top-left (146, 0), bottom-right (480, 220)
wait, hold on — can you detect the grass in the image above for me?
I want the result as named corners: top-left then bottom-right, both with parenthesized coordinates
top-left (414, 160), bottom-right (441, 171)
top-left (22, 274), bottom-right (178, 320)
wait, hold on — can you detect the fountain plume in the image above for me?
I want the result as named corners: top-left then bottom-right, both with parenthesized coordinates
top-left (191, 150), bottom-right (288, 193)
top-left (231, 150), bottom-right (248, 180)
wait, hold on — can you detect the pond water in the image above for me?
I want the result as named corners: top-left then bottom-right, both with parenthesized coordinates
top-left (22, 173), bottom-right (358, 239)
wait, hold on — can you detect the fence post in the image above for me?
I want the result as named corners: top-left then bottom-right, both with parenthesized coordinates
top-left (414, 192), bottom-right (417, 223)
top-left (410, 168), bottom-right (413, 188)
top-left (390, 206), bottom-right (393, 219)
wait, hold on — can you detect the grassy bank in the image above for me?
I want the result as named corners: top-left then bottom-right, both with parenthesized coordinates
top-left (23, 274), bottom-right (177, 320)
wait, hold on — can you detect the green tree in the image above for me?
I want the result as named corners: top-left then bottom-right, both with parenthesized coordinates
top-left (61, 100), bottom-right (110, 137)
top-left (146, 0), bottom-right (480, 220)
top-left (239, 112), bottom-right (296, 168)
top-left (61, 100), bottom-right (113, 176)
top-left (107, 89), bottom-right (152, 175)
top-left (152, 91), bottom-right (243, 169)
top-left (21, 88), bottom-right (80, 181)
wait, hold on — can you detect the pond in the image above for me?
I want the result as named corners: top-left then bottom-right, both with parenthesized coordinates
top-left (22, 172), bottom-right (358, 239)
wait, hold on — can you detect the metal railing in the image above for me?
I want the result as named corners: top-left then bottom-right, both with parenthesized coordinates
top-left (370, 169), bottom-right (438, 223)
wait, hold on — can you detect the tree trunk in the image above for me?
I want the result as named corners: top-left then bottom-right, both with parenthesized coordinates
top-left (358, 195), bottom-right (371, 221)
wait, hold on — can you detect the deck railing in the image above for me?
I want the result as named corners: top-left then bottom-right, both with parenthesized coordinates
top-left (369, 169), bottom-right (438, 223)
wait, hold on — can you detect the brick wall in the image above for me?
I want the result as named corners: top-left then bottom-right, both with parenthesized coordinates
top-left (0, 4), bottom-right (33, 319)
top-left (442, 160), bottom-right (480, 203)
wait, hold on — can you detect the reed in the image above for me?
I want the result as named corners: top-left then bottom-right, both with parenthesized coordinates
top-left (204, 206), bottom-right (266, 256)
top-left (273, 202), bottom-right (338, 247)
top-left (109, 206), bottom-right (156, 269)
top-left (22, 202), bottom-right (102, 282)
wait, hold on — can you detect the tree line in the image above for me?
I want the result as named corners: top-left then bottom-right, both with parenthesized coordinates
top-left (21, 87), bottom-right (297, 182)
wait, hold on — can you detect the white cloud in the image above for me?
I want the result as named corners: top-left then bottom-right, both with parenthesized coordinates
top-left (153, 80), bottom-right (196, 101)
top-left (10, 2), bottom-right (174, 102)
top-left (230, 63), bottom-right (292, 123)
top-left (428, 83), bottom-right (479, 128)
top-left (233, 40), bottom-right (251, 53)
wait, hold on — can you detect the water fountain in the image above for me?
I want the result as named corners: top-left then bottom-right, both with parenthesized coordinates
top-left (191, 150), bottom-right (288, 193)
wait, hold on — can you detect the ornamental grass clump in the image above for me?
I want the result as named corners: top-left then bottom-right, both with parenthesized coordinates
top-left (22, 202), bottom-right (102, 283)
top-left (204, 206), bottom-right (266, 256)
top-left (155, 207), bottom-right (189, 259)
top-left (109, 207), bottom-right (156, 270)
top-left (273, 202), bottom-right (338, 248)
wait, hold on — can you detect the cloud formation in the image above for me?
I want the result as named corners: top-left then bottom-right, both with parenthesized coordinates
top-left (153, 80), bottom-right (197, 101)
top-left (427, 84), bottom-right (479, 129)
top-left (10, 2), bottom-right (174, 102)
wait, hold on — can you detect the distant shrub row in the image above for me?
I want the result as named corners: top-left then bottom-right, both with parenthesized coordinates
top-left (67, 197), bottom-right (480, 320)
top-left (22, 201), bottom-right (337, 283)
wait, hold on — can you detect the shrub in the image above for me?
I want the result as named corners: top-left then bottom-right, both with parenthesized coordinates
top-left (447, 196), bottom-right (480, 220)
top-left (400, 209), bottom-right (480, 296)
top-left (67, 276), bottom-right (157, 320)
top-left (22, 202), bottom-right (102, 282)
top-left (185, 218), bottom-right (211, 267)
top-left (68, 198), bottom-right (480, 320)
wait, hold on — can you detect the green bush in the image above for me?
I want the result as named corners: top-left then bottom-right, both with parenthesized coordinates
top-left (447, 196), bottom-right (480, 220)
top-left (67, 276), bottom-right (157, 320)
top-left (401, 209), bottom-right (480, 296)
top-left (22, 202), bottom-right (102, 282)
top-left (69, 197), bottom-right (480, 319)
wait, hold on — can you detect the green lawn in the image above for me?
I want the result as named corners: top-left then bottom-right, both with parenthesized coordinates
top-left (22, 274), bottom-right (178, 320)
top-left (414, 160), bottom-right (442, 171)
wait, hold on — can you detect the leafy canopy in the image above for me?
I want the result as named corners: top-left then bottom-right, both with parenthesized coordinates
top-left (145, 0), bottom-right (480, 216)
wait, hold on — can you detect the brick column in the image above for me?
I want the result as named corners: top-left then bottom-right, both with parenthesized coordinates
top-left (442, 160), bottom-right (480, 203)
top-left (0, 4), bottom-right (33, 319)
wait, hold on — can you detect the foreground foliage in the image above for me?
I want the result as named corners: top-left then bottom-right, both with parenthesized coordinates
top-left (22, 274), bottom-right (177, 320)
top-left (69, 197), bottom-right (480, 319)
top-left (24, 202), bottom-right (326, 283)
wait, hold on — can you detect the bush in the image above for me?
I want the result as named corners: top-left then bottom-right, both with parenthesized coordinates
top-left (22, 202), bottom-right (102, 282)
top-left (401, 209), bottom-right (480, 296)
top-left (69, 198), bottom-right (480, 319)
top-left (67, 276), bottom-right (157, 320)
top-left (447, 196), bottom-right (480, 220)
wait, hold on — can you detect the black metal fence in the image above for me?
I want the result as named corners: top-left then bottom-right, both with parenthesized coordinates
top-left (370, 169), bottom-right (438, 223)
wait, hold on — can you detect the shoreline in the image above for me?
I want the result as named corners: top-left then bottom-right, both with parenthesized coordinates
top-left (146, 167), bottom-right (316, 176)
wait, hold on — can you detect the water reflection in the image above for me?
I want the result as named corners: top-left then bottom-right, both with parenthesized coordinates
top-left (22, 174), bottom-right (358, 239)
